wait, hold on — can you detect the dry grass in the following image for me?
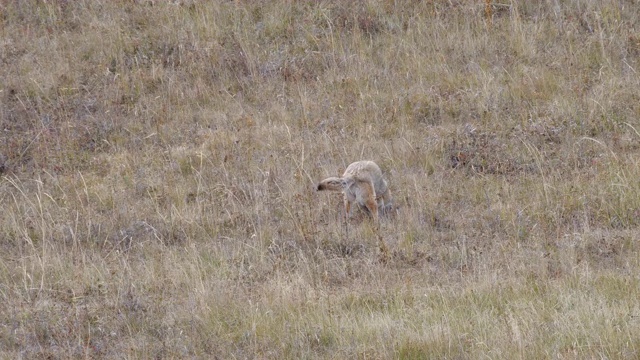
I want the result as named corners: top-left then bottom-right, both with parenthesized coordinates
top-left (2, 0), bottom-right (640, 358)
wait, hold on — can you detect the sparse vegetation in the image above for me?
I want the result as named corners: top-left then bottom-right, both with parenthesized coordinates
top-left (2, 0), bottom-right (640, 358)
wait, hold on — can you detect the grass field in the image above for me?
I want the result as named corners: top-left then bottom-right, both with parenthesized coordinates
top-left (2, 0), bottom-right (640, 358)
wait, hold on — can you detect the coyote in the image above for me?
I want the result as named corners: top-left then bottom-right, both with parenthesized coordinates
top-left (316, 161), bottom-right (393, 221)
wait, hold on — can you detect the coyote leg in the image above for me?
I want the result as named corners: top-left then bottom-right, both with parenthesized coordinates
top-left (343, 195), bottom-right (351, 220)
top-left (361, 181), bottom-right (378, 222)
top-left (365, 197), bottom-right (378, 221)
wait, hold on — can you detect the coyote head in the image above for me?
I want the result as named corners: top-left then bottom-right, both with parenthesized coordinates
top-left (316, 177), bottom-right (351, 191)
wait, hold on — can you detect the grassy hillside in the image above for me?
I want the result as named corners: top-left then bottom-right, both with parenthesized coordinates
top-left (2, 0), bottom-right (640, 358)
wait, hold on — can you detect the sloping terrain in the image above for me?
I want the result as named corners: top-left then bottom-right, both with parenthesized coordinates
top-left (1, 1), bottom-right (639, 358)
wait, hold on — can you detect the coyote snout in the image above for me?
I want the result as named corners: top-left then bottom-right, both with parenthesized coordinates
top-left (316, 160), bottom-right (393, 222)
